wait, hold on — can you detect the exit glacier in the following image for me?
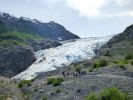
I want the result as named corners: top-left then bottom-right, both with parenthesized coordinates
top-left (13, 36), bottom-right (113, 80)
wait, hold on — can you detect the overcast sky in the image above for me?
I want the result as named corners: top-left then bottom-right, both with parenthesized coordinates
top-left (0, 0), bottom-right (133, 37)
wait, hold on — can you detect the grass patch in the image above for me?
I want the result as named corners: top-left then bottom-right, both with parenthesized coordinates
top-left (0, 31), bottom-right (43, 40)
top-left (0, 94), bottom-right (8, 100)
top-left (0, 39), bottom-right (26, 46)
top-left (41, 96), bottom-right (47, 100)
top-left (53, 78), bottom-right (64, 86)
top-left (125, 53), bottom-right (133, 60)
top-left (17, 80), bottom-right (32, 88)
top-left (85, 93), bottom-right (98, 100)
top-left (85, 87), bottom-right (128, 100)
top-left (55, 89), bottom-right (61, 93)
top-left (74, 65), bottom-right (81, 72)
top-left (0, 30), bottom-right (43, 46)
top-left (47, 77), bottom-right (64, 86)
top-left (47, 78), bottom-right (55, 85)
top-left (118, 64), bottom-right (125, 69)
top-left (113, 60), bottom-right (128, 65)
top-left (100, 87), bottom-right (127, 100)
top-left (113, 60), bottom-right (128, 68)
top-left (131, 60), bottom-right (133, 65)
top-left (92, 59), bottom-right (107, 69)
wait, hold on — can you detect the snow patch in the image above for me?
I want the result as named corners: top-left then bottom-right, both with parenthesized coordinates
top-left (58, 37), bottom-right (63, 41)
top-left (0, 12), bottom-right (16, 18)
top-left (19, 17), bottom-right (38, 24)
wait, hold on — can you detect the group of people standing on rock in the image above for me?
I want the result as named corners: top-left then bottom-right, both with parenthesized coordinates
top-left (62, 71), bottom-right (70, 77)
top-left (62, 70), bottom-right (87, 78)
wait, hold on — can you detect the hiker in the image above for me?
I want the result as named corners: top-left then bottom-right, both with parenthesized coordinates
top-left (62, 71), bottom-right (66, 77)
top-left (66, 72), bottom-right (69, 76)
top-left (81, 71), bottom-right (86, 76)
top-left (75, 72), bottom-right (79, 77)
top-left (77, 88), bottom-right (81, 93)
top-left (73, 72), bottom-right (77, 78)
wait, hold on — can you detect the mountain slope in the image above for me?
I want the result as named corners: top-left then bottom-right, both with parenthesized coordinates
top-left (0, 12), bottom-right (80, 41)
top-left (0, 12), bottom-right (79, 78)
top-left (0, 20), bottom-right (6, 33)
top-left (98, 24), bottom-right (133, 59)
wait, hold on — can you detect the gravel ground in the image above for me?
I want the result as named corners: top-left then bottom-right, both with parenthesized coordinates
top-left (22, 66), bottom-right (133, 100)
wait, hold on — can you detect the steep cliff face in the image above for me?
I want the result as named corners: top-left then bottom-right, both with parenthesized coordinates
top-left (0, 47), bottom-right (36, 77)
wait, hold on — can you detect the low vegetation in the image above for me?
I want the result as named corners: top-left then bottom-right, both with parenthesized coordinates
top-left (85, 87), bottom-right (127, 100)
top-left (104, 50), bottom-right (112, 57)
top-left (118, 64), bottom-right (125, 69)
top-left (92, 59), bottom-right (107, 69)
top-left (55, 89), bottom-right (61, 93)
top-left (125, 53), bottom-right (133, 60)
top-left (74, 65), bottom-right (81, 72)
top-left (17, 80), bottom-right (32, 88)
top-left (0, 31), bottom-right (43, 40)
top-left (47, 77), bottom-right (64, 86)
top-left (47, 78), bottom-right (55, 85)
top-left (113, 59), bottom-right (128, 65)
top-left (0, 94), bottom-right (8, 100)
top-left (41, 96), bottom-right (47, 100)
top-left (85, 93), bottom-right (98, 100)
top-left (0, 30), bottom-right (43, 46)
top-left (131, 60), bottom-right (133, 65)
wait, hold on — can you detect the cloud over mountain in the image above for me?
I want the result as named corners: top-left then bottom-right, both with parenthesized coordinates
top-left (67, 0), bottom-right (133, 18)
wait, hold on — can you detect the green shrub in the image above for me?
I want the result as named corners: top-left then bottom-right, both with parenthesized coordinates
top-left (85, 93), bottom-right (98, 100)
top-left (85, 87), bottom-right (127, 100)
top-left (131, 60), bottom-right (133, 65)
top-left (53, 78), bottom-right (64, 86)
top-left (113, 60), bottom-right (128, 65)
top-left (47, 77), bottom-right (64, 86)
top-left (17, 80), bottom-right (32, 88)
top-left (125, 53), bottom-right (133, 60)
top-left (104, 51), bottom-right (112, 57)
top-left (55, 89), bottom-right (61, 93)
top-left (119, 64), bottom-right (125, 69)
top-left (75, 65), bottom-right (81, 72)
top-left (92, 59), bottom-right (107, 69)
top-left (129, 41), bottom-right (133, 45)
top-left (98, 59), bottom-right (107, 67)
top-left (47, 78), bottom-right (55, 85)
top-left (42, 96), bottom-right (47, 100)
top-left (92, 62), bottom-right (98, 69)
top-left (89, 68), bottom-right (94, 72)
top-left (100, 87), bottom-right (126, 100)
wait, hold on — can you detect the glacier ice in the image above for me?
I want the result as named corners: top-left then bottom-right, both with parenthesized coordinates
top-left (13, 36), bottom-right (113, 80)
